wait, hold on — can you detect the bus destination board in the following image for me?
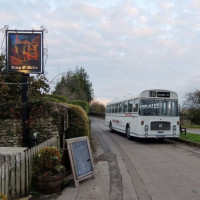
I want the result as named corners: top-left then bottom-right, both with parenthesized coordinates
top-left (157, 92), bottom-right (170, 98)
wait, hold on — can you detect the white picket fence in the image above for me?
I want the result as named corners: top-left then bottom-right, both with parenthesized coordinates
top-left (0, 137), bottom-right (57, 200)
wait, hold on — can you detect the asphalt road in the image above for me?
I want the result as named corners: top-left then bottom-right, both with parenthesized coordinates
top-left (90, 116), bottom-right (200, 200)
top-left (187, 128), bottom-right (200, 135)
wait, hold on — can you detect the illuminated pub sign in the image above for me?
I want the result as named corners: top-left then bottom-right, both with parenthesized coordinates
top-left (6, 30), bottom-right (43, 74)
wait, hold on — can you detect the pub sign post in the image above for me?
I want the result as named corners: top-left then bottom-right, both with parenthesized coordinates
top-left (6, 30), bottom-right (44, 74)
top-left (5, 28), bottom-right (45, 147)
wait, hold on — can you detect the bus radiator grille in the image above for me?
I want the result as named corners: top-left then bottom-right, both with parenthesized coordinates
top-left (150, 121), bottom-right (170, 131)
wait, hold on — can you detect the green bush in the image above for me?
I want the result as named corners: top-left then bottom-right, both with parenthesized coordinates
top-left (67, 104), bottom-right (89, 139)
top-left (68, 100), bottom-right (89, 114)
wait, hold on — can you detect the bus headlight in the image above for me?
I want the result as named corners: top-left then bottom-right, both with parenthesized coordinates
top-left (173, 125), bottom-right (176, 133)
top-left (145, 125), bottom-right (148, 132)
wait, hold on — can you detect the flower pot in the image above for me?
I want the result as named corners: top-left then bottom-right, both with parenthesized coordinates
top-left (34, 173), bottom-right (65, 195)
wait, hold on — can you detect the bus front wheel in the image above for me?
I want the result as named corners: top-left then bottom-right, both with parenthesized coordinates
top-left (126, 125), bottom-right (131, 140)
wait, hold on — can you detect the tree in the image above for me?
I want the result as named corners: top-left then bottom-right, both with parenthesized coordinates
top-left (183, 90), bottom-right (200, 109)
top-left (183, 90), bottom-right (200, 124)
top-left (53, 67), bottom-right (94, 103)
top-left (90, 101), bottom-right (105, 113)
top-left (0, 55), bottom-right (22, 103)
top-left (28, 75), bottom-right (49, 99)
top-left (0, 55), bottom-right (49, 104)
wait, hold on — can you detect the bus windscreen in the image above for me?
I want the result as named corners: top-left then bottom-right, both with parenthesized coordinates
top-left (140, 99), bottom-right (178, 116)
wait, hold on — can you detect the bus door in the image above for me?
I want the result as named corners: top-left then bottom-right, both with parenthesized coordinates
top-left (131, 99), bottom-right (139, 135)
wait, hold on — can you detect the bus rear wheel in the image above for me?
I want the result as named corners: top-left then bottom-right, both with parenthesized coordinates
top-left (126, 125), bottom-right (131, 140)
top-left (109, 122), bottom-right (113, 133)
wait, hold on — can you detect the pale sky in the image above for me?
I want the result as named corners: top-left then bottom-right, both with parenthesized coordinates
top-left (1, 0), bottom-right (200, 105)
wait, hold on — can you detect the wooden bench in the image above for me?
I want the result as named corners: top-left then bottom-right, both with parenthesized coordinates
top-left (180, 125), bottom-right (187, 135)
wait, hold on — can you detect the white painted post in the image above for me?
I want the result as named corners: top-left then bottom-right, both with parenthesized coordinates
top-left (10, 154), bottom-right (15, 200)
top-left (16, 153), bottom-right (20, 198)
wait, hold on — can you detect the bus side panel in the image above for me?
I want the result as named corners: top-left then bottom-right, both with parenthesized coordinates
top-left (105, 115), bottom-right (111, 127)
top-left (105, 114), bottom-right (127, 134)
top-left (113, 115), bottom-right (126, 134)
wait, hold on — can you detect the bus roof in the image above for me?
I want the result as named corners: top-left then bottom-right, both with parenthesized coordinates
top-left (107, 89), bottom-right (178, 105)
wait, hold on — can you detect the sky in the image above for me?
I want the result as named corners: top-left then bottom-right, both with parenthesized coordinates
top-left (1, 0), bottom-right (200, 106)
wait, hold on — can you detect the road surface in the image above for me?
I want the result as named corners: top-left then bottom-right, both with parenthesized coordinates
top-left (187, 128), bottom-right (200, 135)
top-left (90, 117), bottom-right (200, 200)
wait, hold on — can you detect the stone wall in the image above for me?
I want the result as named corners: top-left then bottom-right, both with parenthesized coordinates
top-left (29, 117), bottom-right (60, 147)
top-left (0, 119), bottom-right (23, 147)
top-left (0, 117), bottom-right (60, 147)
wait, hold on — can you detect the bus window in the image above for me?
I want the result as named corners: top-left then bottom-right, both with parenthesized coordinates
top-left (119, 102), bottom-right (122, 113)
top-left (128, 100), bottom-right (133, 112)
top-left (109, 106), bottom-right (111, 113)
top-left (106, 106), bottom-right (108, 113)
top-left (123, 101), bottom-right (128, 113)
top-left (133, 99), bottom-right (139, 112)
top-left (112, 105), bottom-right (115, 113)
top-left (161, 102), bottom-right (167, 116)
top-left (168, 101), bottom-right (178, 116)
top-left (115, 103), bottom-right (118, 113)
top-left (108, 105), bottom-right (111, 113)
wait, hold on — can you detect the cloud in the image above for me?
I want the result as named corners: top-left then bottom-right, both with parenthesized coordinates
top-left (0, 0), bottom-right (200, 106)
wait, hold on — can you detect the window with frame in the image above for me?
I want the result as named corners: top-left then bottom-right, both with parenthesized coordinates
top-left (115, 103), bottom-right (118, 113)
top-left (112, 104), bottom-right (115, 113)
top-left (108, 105), bottom-right (111, 113)
top-left (133, 99), bottom-right (139, 112)
top-left (128, 100), bottom-right (133, 112)
top-left (119, 102), bottom-right (122, 113)
top-left (109, 105), bottom-right (111, 113)
top-left (123, 101), bottom-right (128, 113)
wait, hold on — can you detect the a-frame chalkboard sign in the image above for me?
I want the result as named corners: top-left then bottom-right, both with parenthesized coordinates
top-left (66, 136), bottom-right (94, 187)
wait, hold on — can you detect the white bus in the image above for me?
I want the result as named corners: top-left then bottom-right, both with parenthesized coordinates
top-left (105, 89), bottom-right (180, 139)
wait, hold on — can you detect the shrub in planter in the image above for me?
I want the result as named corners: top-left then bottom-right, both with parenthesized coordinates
top-left (34, 147), bottom-right (66, 194)
top-left (0, 193), bottom-right (7, 200)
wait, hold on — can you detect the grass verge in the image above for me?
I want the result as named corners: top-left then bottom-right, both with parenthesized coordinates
top-left (180, 133), bottom-right (200, 143)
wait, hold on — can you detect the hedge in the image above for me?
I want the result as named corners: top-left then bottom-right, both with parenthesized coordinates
top-left (68, 100), bottom-right (89, 114)
top-left (41, 97), bottom-right (90, 139)
top-left (44, 94), bottom-right (68, 103)
top-left (66, 104), bottom-right (90, 139)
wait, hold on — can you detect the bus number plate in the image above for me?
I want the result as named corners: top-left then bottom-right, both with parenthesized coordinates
top-left (157, 131), bottom-right (165, 138)
top-left (157, 131), bottom-right (164, 133)
top-left (157, 135), bottom-right (165, 138)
